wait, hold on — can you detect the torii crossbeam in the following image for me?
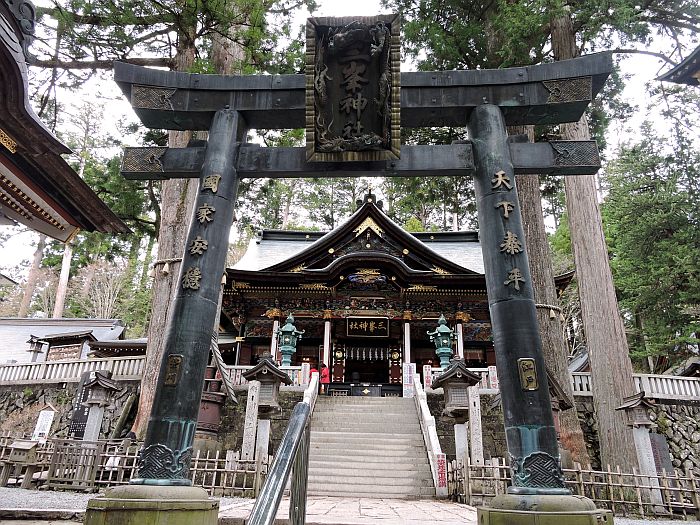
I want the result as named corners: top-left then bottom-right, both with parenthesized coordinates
top-left (91, 21), bottom-right (614, 525)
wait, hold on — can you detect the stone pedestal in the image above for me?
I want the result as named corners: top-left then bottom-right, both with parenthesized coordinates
top-left (85, 485), bottom-right (218, 525)
top-left (478, 494), bottom-right (613, 524)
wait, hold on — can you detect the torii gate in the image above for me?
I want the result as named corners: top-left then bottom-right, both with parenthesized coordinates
top-left (100, 15), bottom-right (613, 524)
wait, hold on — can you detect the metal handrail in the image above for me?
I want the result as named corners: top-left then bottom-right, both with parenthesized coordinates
top-left (248, 373), bottom-right (318, 525)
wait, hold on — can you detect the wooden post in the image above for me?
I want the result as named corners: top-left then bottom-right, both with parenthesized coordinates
top-left (241, 380), bottom-right (260, 461)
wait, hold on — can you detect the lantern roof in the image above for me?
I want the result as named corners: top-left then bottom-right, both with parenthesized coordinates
top-left (83, 371), bottom-right (122, 392)
top-left (615, 391), bottom-right (655, 411)
top-left (431, 358), bottom-right (481, 389)
top-left (242, 354), bottom-right (293, 384)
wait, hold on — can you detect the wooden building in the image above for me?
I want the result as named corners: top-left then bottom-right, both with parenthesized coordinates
top-left (0, 0), bottom-right (127, 241)
top-left (223, 194), bottom-right (570, 395)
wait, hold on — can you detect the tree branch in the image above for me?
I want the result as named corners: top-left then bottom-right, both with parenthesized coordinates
top-left (612, 48), bottom-right (678, 66)
top-left (28, 56), bottom-right (173, 70)
top-left (35, 6), bottom-right (175, 27)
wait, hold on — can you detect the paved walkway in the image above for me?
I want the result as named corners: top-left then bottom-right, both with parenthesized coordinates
top-left (218, 496), bottom-right (477, 524)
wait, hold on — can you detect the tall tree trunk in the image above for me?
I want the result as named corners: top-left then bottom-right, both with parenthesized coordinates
top-left (552, 12), bottom-right (639, 471)
top-left (131, 41), bottom-right (198, 438)
top-left (18, 234), bottom-right (46, 317)
top-left (52, 242), bottom-right (73, 318)
top-left (511, 125), bottom-right (590, 466)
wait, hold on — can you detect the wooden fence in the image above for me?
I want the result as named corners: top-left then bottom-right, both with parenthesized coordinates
top-left (0, 434), bottom-right (270, 497)
top-left (448, 457), bottom-right (700, 519)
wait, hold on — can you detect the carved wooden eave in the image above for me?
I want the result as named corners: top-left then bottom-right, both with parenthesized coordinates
top-left (657, 45), bottom-right (700, 87)
top-left (0, 0), bottom-right (128, 241)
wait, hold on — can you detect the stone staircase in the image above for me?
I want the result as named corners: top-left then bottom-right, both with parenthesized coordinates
top-left (307, 396), bottom-right (435, 499)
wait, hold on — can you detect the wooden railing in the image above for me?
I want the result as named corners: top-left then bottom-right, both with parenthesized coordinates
top-left (1, 357), bottom-right (699, 402)
top-left (426, 366), bottom-right (700, 402)
top-left (570, 372), bottom-right (700, 401)
top-left (0, 356), bottom-right (145, 385)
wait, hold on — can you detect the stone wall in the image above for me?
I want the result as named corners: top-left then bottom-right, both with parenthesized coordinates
top-left (427, 392), bottom-right (507, 461)
top-left (0, 381), bottom-right (138, 440)
top-left (651, 402), bottom-right (700, 473)
top-left (575, 399), bottom-right (602, 469)
top-left (218, 390), bottom-right (304, 456)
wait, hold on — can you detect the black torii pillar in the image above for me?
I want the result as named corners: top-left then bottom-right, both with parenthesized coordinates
top-left (469, 105), bottom-right (611, 522)
top-left (85, 110), bottom-right (243, 525)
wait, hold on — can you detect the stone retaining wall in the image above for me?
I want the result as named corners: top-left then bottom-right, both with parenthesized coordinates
top-left (651, 402), bottom-right (700, 473)
top-left (0, 381), bottom-right (138, 439)
top-left (218, 391), bottom-right (303, 456)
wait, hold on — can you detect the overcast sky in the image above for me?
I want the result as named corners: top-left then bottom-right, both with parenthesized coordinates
top-left (0, 0), bottom-right (682, 280)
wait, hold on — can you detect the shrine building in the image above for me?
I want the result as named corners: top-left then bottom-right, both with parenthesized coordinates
top-left (221, 193), bottom-right (571, 395)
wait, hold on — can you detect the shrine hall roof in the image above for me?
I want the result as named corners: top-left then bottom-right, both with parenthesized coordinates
top-left (233, 229), bottom-right (485, 274)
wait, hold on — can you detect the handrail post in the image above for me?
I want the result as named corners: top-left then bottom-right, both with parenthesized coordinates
top-left (290, 423), bottom-right (310, 525)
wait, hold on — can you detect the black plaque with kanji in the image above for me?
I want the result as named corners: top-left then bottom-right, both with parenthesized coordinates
top-left (306, 15), bottom-right (400, 162)
top-left (346, 317), bottom-right (389, 337)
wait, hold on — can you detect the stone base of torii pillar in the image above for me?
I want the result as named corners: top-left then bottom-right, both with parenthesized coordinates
top-left (85, 485), bottom-right (218, 525)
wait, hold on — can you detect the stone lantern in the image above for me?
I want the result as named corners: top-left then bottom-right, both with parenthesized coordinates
top-left (26, 335), bottom-right (45, 363)
top-left (431, 358), bottom-right (481, 418)
top-left (616, 391), bottom-right (663, 506)
top-left (82, 371), bottom-right (122, 442)
top-left (275, 314), bottom-right (304, 367)
top-left (427, 314), bottom-right (455, 368)
top-left (242, 354), bottom-right (292, 412)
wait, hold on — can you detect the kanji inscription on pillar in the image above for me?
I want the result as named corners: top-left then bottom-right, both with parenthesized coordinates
top-left (306, 14), bottom-right (400, 162)
top-left (500, 231), bottom-right (523, 255)
top-left (182, 267), bottom-right (202, 290)
top-left (202, 174), bottom-right (221, 193)
top-left (189, 236), bottom-right (208, 255)
top-left (504, 268), bottom-right (525, 291)
top-left (197, 204), bottom-right (215, 223)
top-left (495, 201), bottom-right (514, 218)
top-left (491, 170), bottom-right (512, 190)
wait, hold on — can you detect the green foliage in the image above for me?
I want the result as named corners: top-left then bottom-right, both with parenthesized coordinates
top-left (601, 87), bottom-right (700, 364)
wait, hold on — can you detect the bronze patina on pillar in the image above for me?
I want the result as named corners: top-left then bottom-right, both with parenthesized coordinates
top-left (469, 105), bottom-right (611, 522)
top-left (132, 110), bottom-right (242, 486)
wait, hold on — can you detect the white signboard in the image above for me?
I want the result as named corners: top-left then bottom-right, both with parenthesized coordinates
top-left (31, 409), bottom-right (55, 442)
top-left (402, 363), bottom-right (416, 398)
top-left (423, 364), bottom-right (433, 389)
top-left (488, 365), bottom-right (499, 390)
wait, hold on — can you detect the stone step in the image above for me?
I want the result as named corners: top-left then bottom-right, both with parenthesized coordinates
top-left (310, 443), bottom-right (426, 454)
top-left (310, 432), bottom-right (425, 444)
top-left (308, 471), bottom-right (433, 484)
top-left (309, 446), bottom-right (428, 459)
top-left (307, 482), bottom-right (435, 498)
top-left (309, 455), bottom-right (430, 466)
top-left (311, 426), bottom-right (421, 434)
top-left (309, 458), bottom-right (430, 470)
top-left (313, 411), bottom-right (418, 417)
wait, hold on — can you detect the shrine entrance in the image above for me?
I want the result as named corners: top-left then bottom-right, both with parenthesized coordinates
top-left (330, 333), bottom-right (403, 396)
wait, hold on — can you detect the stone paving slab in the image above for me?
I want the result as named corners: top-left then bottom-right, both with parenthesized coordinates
top-left (218, 496), bottom-right (478, 524)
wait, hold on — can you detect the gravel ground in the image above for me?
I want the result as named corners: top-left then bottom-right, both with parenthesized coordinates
top-left (0, 488), bottom-right (698, 524)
